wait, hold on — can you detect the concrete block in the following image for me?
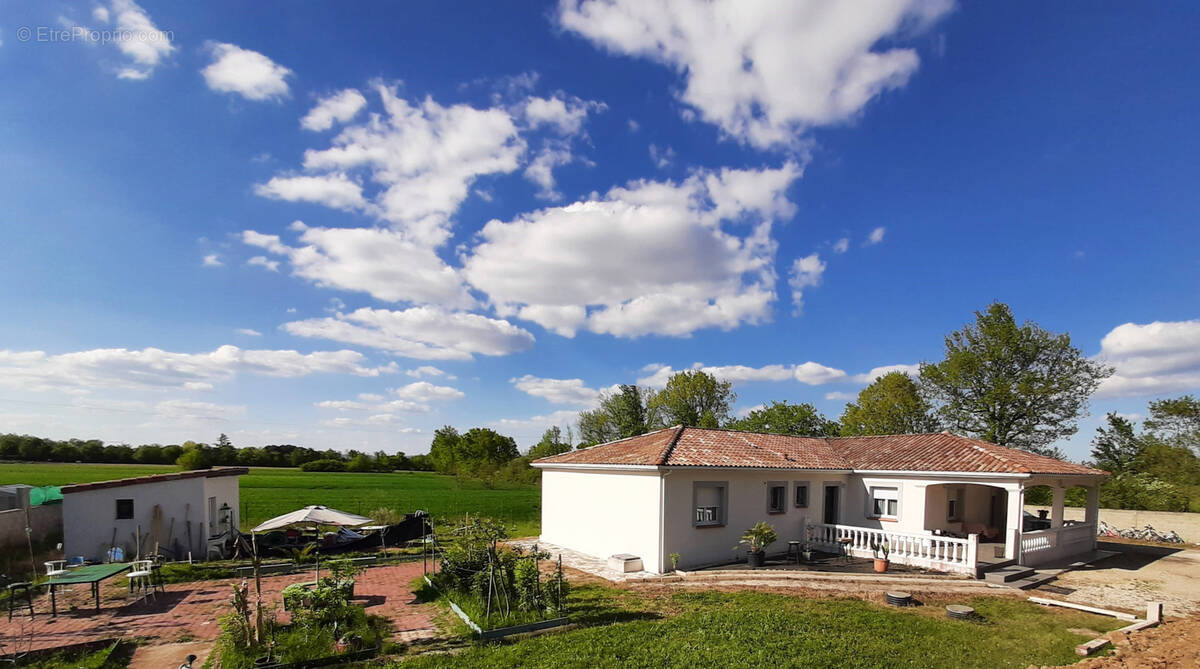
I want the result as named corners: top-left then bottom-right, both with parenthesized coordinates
top-left (607, 553), bottom-right (643, 573)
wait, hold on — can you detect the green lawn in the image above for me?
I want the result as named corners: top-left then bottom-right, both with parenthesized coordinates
top-left (399, 587), bottom-right (1123, 669)
top-left (0, 462), bottom-right (541, 536)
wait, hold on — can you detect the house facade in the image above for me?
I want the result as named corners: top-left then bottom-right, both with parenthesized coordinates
top-left (533, 428), bottom-right (1106, 576)
top-left (62, 467), bottom-right (247, 562)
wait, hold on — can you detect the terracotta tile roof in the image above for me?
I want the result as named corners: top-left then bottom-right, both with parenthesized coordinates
top-left (533, 427), bottom-right (1105, 476)
top-left (61, 467), bottom-right (249, 493)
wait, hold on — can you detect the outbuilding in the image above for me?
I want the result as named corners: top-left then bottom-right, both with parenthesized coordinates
top-left (62, 467), bottom-right (247, 562)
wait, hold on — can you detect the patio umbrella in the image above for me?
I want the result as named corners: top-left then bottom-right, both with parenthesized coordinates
top-left (251, 505), bottom-right (373, 581)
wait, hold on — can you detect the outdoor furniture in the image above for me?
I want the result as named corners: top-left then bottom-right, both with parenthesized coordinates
top-left (6, 582), bottom-right (34, 621)
top-left (46, 562), bottom-right (132, 616)
top-left (837, 537), bottom-right (853, 564)
top-left (44, 560), bottom-right (68, 577)
top-left (785, 541), bottom-right (802, 564)
top-left (127, 560), bottom-right (155, 603)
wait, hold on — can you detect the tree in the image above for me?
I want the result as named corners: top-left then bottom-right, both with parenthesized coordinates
top-left (649, 371), bottom-right (735, 428)
top-left (918, 302), bottom-right (1112, 456)
top-left (177, 444), bottom-right (211, 470)
top-left (528, 426), bottom-right (572, 460)
top-left (346, 453), bottom-right (375, 472)
top-left (1144, 395), bottom-right (1200, 451)
top-left (577, 385), bottom-right (658, 445)
top-left (217, 433), bottom-right (233, 448)
top-left (1089, 413), bottom-right (1145, 474)
top-left (729, 401), bottom-right (839, 436)
top-left (458, 428), bottom-right (520, 466)
top-left (428, 426), bottom-right (462, 474)
top-left (839, 372), bottom-right (940, 436)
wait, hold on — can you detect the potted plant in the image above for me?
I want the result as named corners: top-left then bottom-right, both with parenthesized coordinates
top-left (736, 522), bottom-right (778, 568)
top-left (669, 552), bottom-right (681, 572)
top-left (870, 540), bottom-right (890, 573)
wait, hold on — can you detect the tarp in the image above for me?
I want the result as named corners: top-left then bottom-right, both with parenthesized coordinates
top-left (251, 505), bottom-right (373, 533)
top-left (29, 486), bottom-right (62, 506)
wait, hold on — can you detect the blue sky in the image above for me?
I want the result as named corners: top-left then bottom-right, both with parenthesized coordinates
top-left (1, 1), bottom-right (1197, 460)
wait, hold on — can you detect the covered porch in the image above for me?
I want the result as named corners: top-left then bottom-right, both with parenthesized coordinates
top-left (806, 474), bottom-right (1105, 577)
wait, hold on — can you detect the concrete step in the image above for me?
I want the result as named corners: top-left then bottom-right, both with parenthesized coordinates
top-left (1006, 572), bottom-right (1058, 590)
top-left (983, 565), bottom-right (1036, 583)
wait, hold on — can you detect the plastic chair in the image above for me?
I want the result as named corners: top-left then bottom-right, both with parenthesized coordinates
top-left (126, 560), bottom-right (155, 602)
top-left (44, 560), bottom-right (68, 577)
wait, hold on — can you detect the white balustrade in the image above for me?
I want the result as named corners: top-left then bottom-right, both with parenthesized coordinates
top-left (1019, 522), bottom-right (1095, 566)
top-left (806, 523), bottom-right (978, 576)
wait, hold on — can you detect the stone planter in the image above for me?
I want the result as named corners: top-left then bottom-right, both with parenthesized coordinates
top-left (747, 550), bottom-right (765, 568)
top-left (873, 558), bottom-right (889, 573)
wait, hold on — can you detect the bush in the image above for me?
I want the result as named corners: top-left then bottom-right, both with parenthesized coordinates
top-left (300, 458), bottom-right (346, 472)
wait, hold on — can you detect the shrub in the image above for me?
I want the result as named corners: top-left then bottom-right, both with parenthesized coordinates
top-left (300, 458), bottom-right (346, 472)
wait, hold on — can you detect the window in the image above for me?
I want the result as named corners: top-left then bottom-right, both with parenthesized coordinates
top-left (870, 487), bottom-right (899, 519)
top-left (793, 482), bottom-right (810, 508)
top-left (767, 482), bottom-right (786, 514)
top-left (115, 498), bottom-right (134, 520)
top-left (947, 487), bottom-right (964, 522)
top-left (693, 481), bottom-right (727, 527)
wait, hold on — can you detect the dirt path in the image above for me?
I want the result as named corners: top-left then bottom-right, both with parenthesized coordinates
top-left (128, 641), bottom-right (213, 669)
top-left (1041, 544), bottom-right (1200, 618)
top-left (1048, 615), bottom-right (1200, 668)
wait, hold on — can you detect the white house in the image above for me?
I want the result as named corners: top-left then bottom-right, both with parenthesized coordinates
top-left (532, 427), bottom-right (1107, 577)
top-left (62, 467), bottom-right (247, 562)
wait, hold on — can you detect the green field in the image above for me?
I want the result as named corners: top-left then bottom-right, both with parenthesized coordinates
top-left (0, 462), bottom-right (542, 536)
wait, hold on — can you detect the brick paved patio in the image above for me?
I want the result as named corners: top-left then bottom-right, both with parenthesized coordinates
top-left (0, 562), bottom-right (437, 653)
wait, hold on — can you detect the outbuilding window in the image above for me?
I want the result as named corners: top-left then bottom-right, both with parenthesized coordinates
top-left (947, 487), bottom-right (964, 522)
top-left (115, 498), bottom-right (134, 520)
top-left (767, 481), bottom-right (787, 514)
top-left (694, 481), bottom-right (728, 527)
top-left (793, 482), bottom-right (810, 508)
top-left (869, 487), bottom-right (899, 520)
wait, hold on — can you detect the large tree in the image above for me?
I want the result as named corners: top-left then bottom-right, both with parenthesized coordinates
top-left (577, 384), bottom-right (657, 445)
top-left (918, 302), bottom-right (1112, 456)
top-left (839, 372), bottom-right (941, 436)
top-left (649, 370), bottom-right (735, 428)
top-left (1089, 413), bottom-right (1145, 475)
top-left (527, 426), bottom-right (572, 460)
top-left (728, 401), bottom-right (839, 436)
top-left (1144, 395), bottom-right (1200, 451)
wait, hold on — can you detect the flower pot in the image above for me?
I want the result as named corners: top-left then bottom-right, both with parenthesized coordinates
top-left (747, 550), bottom-right (765, 568)
top-left (873, 558), bottom-right (888, 573)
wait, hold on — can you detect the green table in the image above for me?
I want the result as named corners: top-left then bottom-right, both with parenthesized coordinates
top-left (46, 563), bottom-right (131, 616)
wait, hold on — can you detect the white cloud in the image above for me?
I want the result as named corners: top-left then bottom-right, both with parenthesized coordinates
top-left (155, 399), bottom-right (245, 421)
top-left (301, 89), bottom-right (368, 131)
top-left (558, 0), bottom-right (952, 148)
top-left (283, 306), bottom-right (535, 361)
top-left (235, 328), bottom-right (262, 336)
top-left (202, 253), bottom-right (222, 267)
top-left (522, 94), bottom-right (603, 135)
top-left (488, 409), bottom-right (582, 438)
top-left (649, 144), bottom-right (675, 169)
top-left (392, 381), bottom-right (465, 402)
top-left (825, 391), bottom-right (857, 401)
top-left (247, 256), bottom-right (280, 272)
top-left (637, 361), bottom-right (848, 387)
top-left (523, 141), bottom-right (575, 200)
top-left (462, 163), bottom-right (801, 338)
top-left (866, 226), bottom-right (886, 245)
top-left (242, 225), bottom-right (474, 308)
top-left (627, 119), bottom-right (640, 132)
top-left (406, 366), bottom-right (446, 378)
top-left (254, 174), bottom-right (367, 212)
top-left (87, 0), bottom-right (174, 80)
top-left (832, 238), bottom-right (849, 254)
top-left (788, 253), bottom-right (825, 312)
top-left (511, 375), bottom-right (615, 406)
top-left (202, 42), bottom-right (292, 101)
top-left (316, 381), bottom-right (461, 423)
top-left (851, 363), bottom-right (921, 384)
top-left (0, 345), bottom-right (397, 394)
top-left (1096, 320), bottom-right (1200, 398)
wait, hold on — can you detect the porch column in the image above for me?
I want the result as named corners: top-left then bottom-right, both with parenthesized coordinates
top-left (1050, 485), bottom-right (1065, 529)
top-left (1004, 484), bottom-right (1025, 561)
top-left (1085, 484), bottom-right (1100, 550)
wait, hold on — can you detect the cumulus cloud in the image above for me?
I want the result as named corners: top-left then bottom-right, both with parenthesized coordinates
top-left (462, 163), bottom-right (802, 338)
top-left (283, 306), bottom-right (535, 361)
top-left (235, 328), bottom-right (262, 336)
top-left (406, 365), bottom-right (447, 378)
top-left (316, 381), bottom-right (462, 423)
top-left (866, 226), bottom-right (887, 245)
top-left (301, 89), bottom-right (368, 131)
top-left (253, 174), bottom-right (367, 212)
top-left (788, 253), bottom-right (826, 313)
top-left (202, 42), bottom-right (292, 101)
top-left (522, 94), bottom-right (604, 135)
top-left (392, 381), bottom-right (465, 402)
top-left (242, 225), bottom-right (474, 307)
top-left (649, 144), bottom-right (675, 169)
top-left (488, 409), bottom-right (583, 438)
top-left (558, 0), bottom-right (952, 148)
top-left (832, 238), bottom-right (850, 254)
top-left (637, 361), bottom-right (848, 388)
top-left (511, 375), bottom-right (616, 406)
top-left (851, 363), bottom-right (921, 383)
top-left (202, 254), bottom-right (222, 267)
top-left (87, 0), bottom-right (174, 80)
top-left (1096, 320), bottom-right (1200, 397)
top-left (247, 256), bottom-right (280, 272)
top-left (0, 345), bottom-right (397, 394)
top-left (155, 399), bottom-right (245, 421)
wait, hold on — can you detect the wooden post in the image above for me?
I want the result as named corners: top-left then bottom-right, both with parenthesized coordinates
top-left (253, 533), bottom-right (264, 644)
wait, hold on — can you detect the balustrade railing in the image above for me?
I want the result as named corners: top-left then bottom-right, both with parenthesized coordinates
top-left (806, 523), bottom-right (978, 575)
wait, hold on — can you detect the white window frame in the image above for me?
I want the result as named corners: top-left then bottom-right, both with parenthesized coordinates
top-left (766, 481), bottom-right (787, 515)
top-left (793, 481), bottom-right (810, 508)
top-left (869, 486), bottom-right (900, 520)
top-left (693, 481), bottom-right (728, 528)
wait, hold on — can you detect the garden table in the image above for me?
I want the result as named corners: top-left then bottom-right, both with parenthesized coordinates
top-left (46, 562), bottom-right (132, 616)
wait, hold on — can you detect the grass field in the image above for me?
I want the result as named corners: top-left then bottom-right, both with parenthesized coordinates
top-left (399, 587), bottom-right (1125, 669)
top-left (0, 462), bottom-right (542, 536)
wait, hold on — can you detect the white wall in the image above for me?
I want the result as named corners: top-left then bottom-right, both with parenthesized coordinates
top-left (662, 470), bottom-right (849, 570)
top-left (540, 469), bottom-right (664, 572)
top-left (63, 477), bottom-right (220, 561)
top-left (203, 476), bottom-right (240, 536)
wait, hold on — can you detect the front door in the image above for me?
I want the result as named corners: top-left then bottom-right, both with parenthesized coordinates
top-left (823, 485), bottom-right (840, 524)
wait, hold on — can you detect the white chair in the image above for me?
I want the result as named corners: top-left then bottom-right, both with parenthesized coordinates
top-left (44, 560), bottom-right (68, 577)
top-left (126, 560), bottom-right (154, 603)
